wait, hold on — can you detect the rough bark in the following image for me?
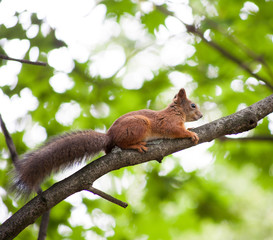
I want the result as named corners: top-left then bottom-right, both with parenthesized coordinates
top-left (1, 93), bottom-right (273, 240)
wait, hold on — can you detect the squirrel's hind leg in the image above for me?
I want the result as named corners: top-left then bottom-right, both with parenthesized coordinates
top-left (110, 115), bottom-right (150, 153)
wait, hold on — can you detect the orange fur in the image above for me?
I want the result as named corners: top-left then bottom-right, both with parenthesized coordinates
top-left (107, 88), bottom-right (202, 152)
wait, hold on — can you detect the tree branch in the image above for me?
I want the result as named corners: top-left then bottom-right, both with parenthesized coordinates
top-left (0, 93), bottom-right (273, 240)
top-left (155, 5), bottom-right (273, 91)
top-left (0, 115), bottom-right (19, 165)
top-left (87, 186), bottom-right (128, 208)
top-left (204, 18), bottom-right (273, 82)
top-left (37, 210), bottom-right (50, 240)
top-left (185, 24), bottom-right (273, 91)
top-left (0, 54), bottom-right (47, 67)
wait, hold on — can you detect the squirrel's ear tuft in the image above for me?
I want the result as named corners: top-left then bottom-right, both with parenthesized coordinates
top-left (173, 88), bottom-right (187, 104)
top-left (178, 88), bottom-right (187, 100)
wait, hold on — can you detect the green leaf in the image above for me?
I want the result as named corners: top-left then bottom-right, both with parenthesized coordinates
top-left (141, 8), bottom-right (167, 34)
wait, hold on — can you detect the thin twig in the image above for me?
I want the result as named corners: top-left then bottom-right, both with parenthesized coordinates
top-left (155, 5), bottom-right (273, 91)
top-left (37, 210), bottom-right (50, 240)
top-left (185, 24), bottom-right (273, 91)
top-left (0, 54), bottom-right (47, 66)
top-left (0, 114), bottom-right (50, 240)
top-left (204, 18), bottom-right (273, 81)
top-left (87, 186), bottom-right (128, 208)
top-left (191, 8), bottom-right (273, 80)
top-left (0, 114), bottom-right (19, 165)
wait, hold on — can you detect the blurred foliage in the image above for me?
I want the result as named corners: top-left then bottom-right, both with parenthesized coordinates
top-left (1, 0), bottom-right (273, 239)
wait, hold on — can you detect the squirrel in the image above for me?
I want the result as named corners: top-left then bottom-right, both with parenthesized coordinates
top-left (14, 88), bottom-right (202, 194)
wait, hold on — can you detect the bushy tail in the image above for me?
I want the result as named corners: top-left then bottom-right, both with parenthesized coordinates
top-left (14, 130), bottom-right (110, 195)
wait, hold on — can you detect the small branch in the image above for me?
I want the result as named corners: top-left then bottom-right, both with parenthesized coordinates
top-left (0, 54), bottom-right (47, 66)
top-left (0, 114), bottom-right (19, 165)
top-left (203, 19), bottom-right (273, 81)
top-left (218, 135), bottom-right (273, 142)
top-left (185, 24), bottom-right (273, 91)
top-left (155, 5), bottom-right (273, 91)
top-left (87, 186), bottom-right (128, 208)
top-left (37, 210), bottom-right (50, 240)
top-left (36, 188), bottom-right (50, 240)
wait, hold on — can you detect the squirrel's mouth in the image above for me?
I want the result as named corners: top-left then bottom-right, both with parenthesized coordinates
top-left (187, 113), bottom-right (203, 122)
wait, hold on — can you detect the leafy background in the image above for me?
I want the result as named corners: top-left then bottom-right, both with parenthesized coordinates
top-left (1, 0), bottom-right (273, 239)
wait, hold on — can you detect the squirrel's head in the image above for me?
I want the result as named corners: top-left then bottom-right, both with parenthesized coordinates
top-left (173, 88), bottom-right (203, 122)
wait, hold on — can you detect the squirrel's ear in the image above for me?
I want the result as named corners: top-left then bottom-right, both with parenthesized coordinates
top-left (173, 88), bottom-right (187, 104)
top-left (177, 88), bottom-right (187, 101)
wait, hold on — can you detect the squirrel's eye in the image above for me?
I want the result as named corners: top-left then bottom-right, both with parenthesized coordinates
top-left (191, 103), bottom-right (196, 108)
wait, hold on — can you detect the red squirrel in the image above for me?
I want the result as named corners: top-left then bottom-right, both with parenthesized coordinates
top-left (14, 88), bottom-right (202, 194)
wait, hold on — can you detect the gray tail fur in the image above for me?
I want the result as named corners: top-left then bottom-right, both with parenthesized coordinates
top-left (13, 130), bottom-right (110, 196)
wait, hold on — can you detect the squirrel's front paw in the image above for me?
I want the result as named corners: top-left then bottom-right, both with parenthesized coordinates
top-left (190, 132), bottom-right (199, 144)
